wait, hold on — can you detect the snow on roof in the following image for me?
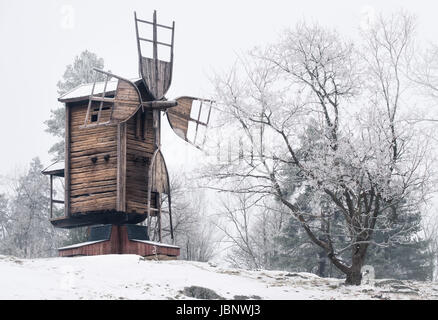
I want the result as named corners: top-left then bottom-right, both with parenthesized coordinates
top-left (131, 239), bottom-right (180, 249)
top-left (58, 240), bottom-right (179, 251)
top-left (58, 240), bottom-right (107, 251)
top-left (58, 78), bottom-right (142, 102)
top-left (41, 160), bottom-right (65, 176)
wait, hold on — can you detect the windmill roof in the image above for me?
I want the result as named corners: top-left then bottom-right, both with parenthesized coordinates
top-left (41, 160), bottom-right (65, 177)
top-left (58, 78), bottom-right (142, 103)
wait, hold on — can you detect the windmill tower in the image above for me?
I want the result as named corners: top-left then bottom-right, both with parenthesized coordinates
top-left (42, 11), bottom-right (213, 258)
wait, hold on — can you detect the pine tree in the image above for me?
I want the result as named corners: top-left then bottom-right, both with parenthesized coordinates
top-left (365, 206), bottom-right (434, 281)
top-left (272, 196), bottom-right (434, 281)
top-left (270, 190), bottom-right (346, 278)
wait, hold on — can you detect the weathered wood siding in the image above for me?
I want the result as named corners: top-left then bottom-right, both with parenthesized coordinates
top-left (126, 109), bottom-right (157, 214)
top-left (112, 80), bottom-right (140, 122)
top-left (141, 57), bottom-right (172, 100)
top-left (69, 102), bottom-right (118, 214)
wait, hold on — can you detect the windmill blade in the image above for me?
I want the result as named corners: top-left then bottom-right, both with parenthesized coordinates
top-left (147, 148), bottom-right (173, 238)
top-left (149, 148), bottom-right (170, 195)
top-left (134, 11), bottom-right (175, 100)
top-left (166, 96), bottom-right (214, 149)
top-left (112, 76), bottom-right (142, 122)
top-left (81, 69), bottom-right (142, 128)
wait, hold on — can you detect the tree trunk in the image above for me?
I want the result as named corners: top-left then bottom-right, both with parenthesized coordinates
top-left (317, 249), bottom-right (326, 277)
top-left (345, 251), bottom-right (364, 285)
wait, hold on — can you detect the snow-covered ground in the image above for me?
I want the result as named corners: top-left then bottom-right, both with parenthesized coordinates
top-left (0, 254), bottom-right (437, 300)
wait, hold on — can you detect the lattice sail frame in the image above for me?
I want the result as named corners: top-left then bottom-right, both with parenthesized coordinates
top-left (82, 68), bottom-right (180, 128)
top-left (81, 68), bottom-right (143, 128)
top-left (134, 10), bottom-right (175, 101)
top-left (167, 96), bottom-right (214, 149)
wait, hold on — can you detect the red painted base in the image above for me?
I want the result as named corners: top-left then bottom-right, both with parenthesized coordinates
top-left (58, 225), bottom-right (180, 258)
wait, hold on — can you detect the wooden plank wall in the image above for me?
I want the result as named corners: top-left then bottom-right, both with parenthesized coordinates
top-left (126, 109), bottom-right (157, 214)
top-left (58, 225), bottom-right (180, 257)
top-left (69, 103), bottom-right (118, 214)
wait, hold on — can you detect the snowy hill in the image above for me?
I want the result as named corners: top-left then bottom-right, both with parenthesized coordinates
top-left (0, 254), bottom-right (437, 300)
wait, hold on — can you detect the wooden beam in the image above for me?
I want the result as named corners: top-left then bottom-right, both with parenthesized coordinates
top-left (97, 75), bottom-right (109, 123)
top-left (153, 10), bottom-right (158, 98)
top-left (65, 104), bottom-right (71, 217)
top-left (169, 20), bottom-right (175, 82)
top-left (167, 109), bottom-right (208, 126)
top-left (135, 111), bottom-right (141, 139)
top-left (50, 210), bottom-right (147, 229)
top-left (135, 18), bottom-right (173, 30)
top-left (138, 37), bottom-right (172, 47)
top-left (142, 100), bottom-right (177, 109)
top-left (50, 175), bottom-right (53, 219)
top-left (90, 96), bottom-right (115, 104)
top-left (84, 81), bottom-right (96, 127)
top-left (193, 100), bottom-right (203, 144)
top-left (116, 122), bottom-right (127, 212)
top-left (79, 120), bottom-right (113, 129)
top-left (158, 192), bottom-right (162, 242)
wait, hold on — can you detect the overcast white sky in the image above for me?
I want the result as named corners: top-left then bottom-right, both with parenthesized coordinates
top-left (0, 0), bottom-right (437, 182)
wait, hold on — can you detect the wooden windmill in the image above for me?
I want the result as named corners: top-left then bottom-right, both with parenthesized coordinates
top-left (42, 11), bottom-right (213, 258)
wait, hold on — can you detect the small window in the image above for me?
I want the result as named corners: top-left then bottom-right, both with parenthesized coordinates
top-left (90, 106), bottom-right (110, 123)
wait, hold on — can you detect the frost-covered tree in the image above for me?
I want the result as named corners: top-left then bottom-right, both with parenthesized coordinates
top-left (0, 194), bottom-right (8, 242)
top-left (206, 12), bottom-right (434, 285)
top-left (214, 193), bottom-right (285, 270)
top-left (410, 44), bottom-right (438, 103)
top-left (56, 50), bottom-right (105, 96)
top-left (0, 158), bottom-right (63, 258)
top-left (45, 50), bottom-right (105, 161)
top-left (160, 173), bottom-right (218, 262)
top-left (271, 123), bottom-right (435, 280)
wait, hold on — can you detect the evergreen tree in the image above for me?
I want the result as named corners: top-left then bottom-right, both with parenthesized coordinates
top-left (272, 196), bottom-right (434, 281)
top-left (270, 190), bottom-right (345, 278)
top-left (365, 206), bottom-right (434, 281)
